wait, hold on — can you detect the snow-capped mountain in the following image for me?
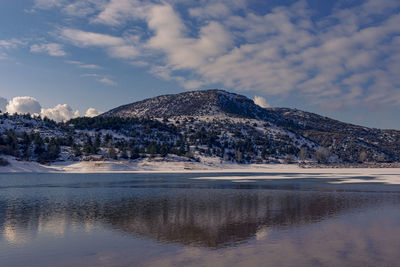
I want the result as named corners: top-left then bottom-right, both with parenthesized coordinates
top-left (1, 89), bottom-right (399, 164)
top-left (101, 89), bottom-right (400, 163)
top-left (101, 89), bottom-right (282, 123)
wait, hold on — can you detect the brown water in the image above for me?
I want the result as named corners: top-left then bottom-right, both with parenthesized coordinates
top-left (0, 173), bottom-right (400, 266)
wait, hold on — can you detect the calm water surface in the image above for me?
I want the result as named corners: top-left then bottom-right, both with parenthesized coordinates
top-left (0, 173), bottom-right (400, 267)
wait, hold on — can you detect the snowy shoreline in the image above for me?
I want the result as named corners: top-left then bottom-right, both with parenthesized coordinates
top-left (1, 156), bottom-right (400, 184)
top-left (0, 156), bottom-right (301, 173)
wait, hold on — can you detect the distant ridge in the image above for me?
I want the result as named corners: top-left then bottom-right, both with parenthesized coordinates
top-left (101, 89), bottom-right (400, 162)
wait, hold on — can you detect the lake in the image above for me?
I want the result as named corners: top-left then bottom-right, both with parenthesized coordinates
top-left (1, 173), bottom-right (400, 266)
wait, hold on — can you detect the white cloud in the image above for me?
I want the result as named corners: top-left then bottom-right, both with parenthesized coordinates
top-left (62, 0), bottom-right (104, 17)
top-left (80, 73), bottom-right (116, 85)
top-left (189, 3), bottom-right (231, 19)
top-left (41, 104), bottom-right (80, 122)
top-left (30, 43), bottom-right (66, 56)
top-left (253, 96), bottom-right (270, 108)
top-left (67, 61), bottom-right (102, 69)
top-left (99, 77), bottom-right (117, 86)
top-left (61, 28), bottom-right (124, 47)
top-left (80, 64), bottom-right (102, 69)
top-left (154, 0), bottom-right (399, 108)
top-left (0, 39), bottom-right (24, 49)
top-left (0, 97), bottom-right (7, 113)
top-left (5, 96), bottom-right (81, 122)
top-left (65, 60), bottom-right (82, 65)
top-left (147, 5), bottom-right (232, 70)
top-left (34, 0), bottom-right (65, 9)
top-left (91, 0), bottom-right (145, 26)
top-left (61, 28), bottom-right (140, 60)
top-left (66, 60), bottom-right (102, 69)
top-left (107, 45), bottom-right (138, 59)
top-left (0, 38), bottom-right (25, 59)
top-left (6, 96), bottom-right (42, 115)
top-left (85, 107), bottom-right (102, 117)
top-left (53, 0), bottom-right (400, 109)
top-left (81, 73), bottom-right (100, 78)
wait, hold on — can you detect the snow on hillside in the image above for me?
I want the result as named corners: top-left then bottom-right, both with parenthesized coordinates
top-left (1, 89), bottom-right (400, 166)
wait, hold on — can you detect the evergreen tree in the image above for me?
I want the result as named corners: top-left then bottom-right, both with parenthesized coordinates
top-left (107, 147), bottom-right (118, 160)
top-left (33, 134), bottom-right (45, 157)
top-left (130, 147), bottom-right (140, 160)
top-left (120, 148), bottom-right (128, 159)
top-left (72, 143), bottom-right (82, 157)
top-left (147, 142), bottom-right (158, 155)
top-left (160, 144), bottom-right (169, 157)
top-left (94, 134), bottom-right (101, 149)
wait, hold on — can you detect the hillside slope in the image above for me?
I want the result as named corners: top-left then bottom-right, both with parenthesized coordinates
top-left (101, 89), bottom-right (283, 123)
top-left (271, 108), bottom-right (400, 162)
top-left (101, 89), bottom-right (400, 163)
top-left (1, 89), bottom-right (399, 164)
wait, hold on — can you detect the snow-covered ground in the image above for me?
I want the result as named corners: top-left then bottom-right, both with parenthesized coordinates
top-left (192, 169), bottom-right (400, 184)
top-left (0, 157), bottom-right (58, 173)
top-left (0, 156), bottom-right (399, 184)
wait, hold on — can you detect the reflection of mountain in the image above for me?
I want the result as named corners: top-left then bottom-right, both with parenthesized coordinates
top-left (1, 190), bottom-right (399, 247)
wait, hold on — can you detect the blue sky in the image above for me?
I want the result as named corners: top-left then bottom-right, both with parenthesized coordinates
top-left (0, 0), bottom-right (399, 128)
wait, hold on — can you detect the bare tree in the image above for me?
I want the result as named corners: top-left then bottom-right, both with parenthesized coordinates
top-left (358, 151), bottom-right (367, 163)
top-left (298, 147), bottom-right (307, 162)
top-left (377, 154), bottom-right (387, 163)
top-left (314, 147), bottom-right (330, 164)
top-left (235, 149), bottom-right (243, 163)
top-left (284, 154), bottom-right (294, 164)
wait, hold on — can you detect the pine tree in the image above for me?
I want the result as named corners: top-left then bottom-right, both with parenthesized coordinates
top-left (108, 147), bottom-right (118, 160)
top-left (120, 148), bottom-right (128, 159)
top-left (72, 143), bottom-right (82, 157)
top-left (160, 144), bottom-right (169, 157)
top-left (130, 147), bottom-right (140, 160)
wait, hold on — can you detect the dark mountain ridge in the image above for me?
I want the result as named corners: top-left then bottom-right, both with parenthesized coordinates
top-left (272, 108), bottom-right (400, 162)
top-left (101, 89), bottom-right (400, 163)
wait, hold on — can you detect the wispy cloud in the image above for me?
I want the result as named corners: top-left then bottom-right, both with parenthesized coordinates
top-left (80, 73), bottom-right (100, 78)
top-left (66, 60), bottom-right (102, 69)
top-left (33, 0), bottom-right (65, 9)
top-left (62, 0), bottom-right (104, 17)
top-left (99, 77), bottom-right (117, 86)
top-left (30, 43), bottom-right (66, 56)
top-left (0, 39), bottom-right (25, 49)
top-left (67, 59), bottom-right (114, 86)
top-left (90, 0), bottom-right (146, 26)
top-left (61, 28), bottom-right (124, 47)
top-left (61, 28), bottom-right (139, 60)
top-left (79, 64), bottom-right (102, 69)
top-left (80, 73), bottom-right (117, 86)
top-left (0, 38), bottom-right (25, 59)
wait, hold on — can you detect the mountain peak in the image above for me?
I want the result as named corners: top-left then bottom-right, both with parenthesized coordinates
top-left (101, 89), bottom-right (269, 119)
